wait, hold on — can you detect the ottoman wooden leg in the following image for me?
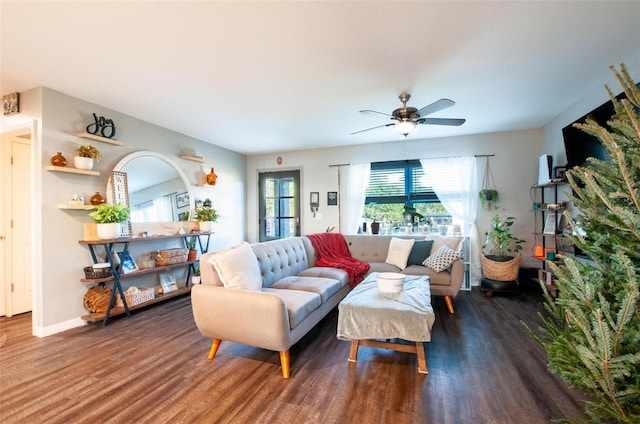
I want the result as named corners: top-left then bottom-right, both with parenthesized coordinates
top-left (348, 340), bottom-right (360, 363)
top-left (416, 342), bottom-right (428, 374)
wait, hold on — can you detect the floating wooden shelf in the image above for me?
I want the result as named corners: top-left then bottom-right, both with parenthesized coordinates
top-left (76, 132), bottom-right (124, 146)
top-left (45, 165), bottom-right (100, 176)
top-left (81, 286), bottom-right (191, 322)
top-left (58, 204), bottom-right (96, 210)
top-left (180, 155), bottom-right (205, 163)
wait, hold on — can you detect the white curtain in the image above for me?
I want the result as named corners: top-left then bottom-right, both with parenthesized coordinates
top-left (338, 163), bottom-right (370, 234)
top-left (420, 157), bottom-right (482, 286)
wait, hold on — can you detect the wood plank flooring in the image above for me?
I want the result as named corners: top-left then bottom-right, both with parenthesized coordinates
top-left (0, 289), bottom-right (588, 423)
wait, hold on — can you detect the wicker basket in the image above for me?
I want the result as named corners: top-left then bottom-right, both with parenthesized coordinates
top-left (116, 287), bottom-right (155, 308)
top-left (153, 248), bottom-right (188, 266)
top-left (481, 253), bottom-right (521, 281)
top-left (83, 265), bottom-right (113, 279)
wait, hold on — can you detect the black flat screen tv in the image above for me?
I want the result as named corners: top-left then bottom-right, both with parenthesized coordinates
top-left (562, 87), bottom-right (638, 169)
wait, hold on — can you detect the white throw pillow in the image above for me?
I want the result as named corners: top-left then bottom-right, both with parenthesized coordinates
top-left (422, 245), bottom-right (463, 273)
top-left (385, 237), bottom-right (415, 270)
top-left (207, 242), bottom-right (263, 290)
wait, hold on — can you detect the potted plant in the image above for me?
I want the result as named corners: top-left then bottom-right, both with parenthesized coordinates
top-left (75, 144), bottom-right (101, 170)
top-left (89, 203), bottom-right (130, 239)
top-left (186, 236), bottom-right (198, 261)
top-left (479, 189), bottom-right (499, 210)
top-left (370, 219), bottom-right (380, 235)
top-left (194, 206), bottom-right (218, 232)
top-left (191, 266), bottom-right (201, 285)
top-left (481, 212), bottom-right (525, 281)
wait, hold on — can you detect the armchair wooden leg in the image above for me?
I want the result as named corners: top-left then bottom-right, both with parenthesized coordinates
top-left (444, 296), bottom-right (455, 314)
top-left (280, 350), bottom-right (290, 379)
top-left (208, 338), bottom-right (222, 360)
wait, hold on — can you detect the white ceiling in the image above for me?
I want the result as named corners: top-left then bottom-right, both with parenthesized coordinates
top-left (2, 1), bottom-right (639, 155)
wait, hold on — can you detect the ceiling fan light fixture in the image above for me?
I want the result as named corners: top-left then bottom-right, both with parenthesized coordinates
top-left (394, 120), bottom-right (417, 136)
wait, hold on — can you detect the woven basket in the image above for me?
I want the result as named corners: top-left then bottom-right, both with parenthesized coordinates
top-left (83, 265), bottom-right (112, 279)
top-left (481, 253), bottom-right (521, 281)
top-left (153, 248), bottom-right (188, 266)
top-left (116, 287), bottom-right (155, 308)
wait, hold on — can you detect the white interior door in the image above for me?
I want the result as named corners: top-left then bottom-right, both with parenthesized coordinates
top-left (1, 133), bottom-right (32, 316)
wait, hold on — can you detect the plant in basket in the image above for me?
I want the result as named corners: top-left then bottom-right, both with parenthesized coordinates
top-left (481, 212), bottom-right (525, 281)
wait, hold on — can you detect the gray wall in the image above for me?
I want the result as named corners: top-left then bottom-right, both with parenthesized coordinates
top-left (33, 88), bottom-right (246, 334)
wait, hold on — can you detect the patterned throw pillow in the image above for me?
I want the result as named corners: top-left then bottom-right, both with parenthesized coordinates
top-left (385, 237), bottom-right (415, 270)
top-left (422, 245), bottom-right (463, 272)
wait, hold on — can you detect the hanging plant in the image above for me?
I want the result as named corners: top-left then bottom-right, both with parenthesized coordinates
top-left (479, 156), bottom-right (499, 210)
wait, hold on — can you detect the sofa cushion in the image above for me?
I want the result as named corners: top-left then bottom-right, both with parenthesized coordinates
top-left (271, 276), bottom-right (341, 303)
top-left (368, 262), bottom-right (401, 274)
top-left (298, 267), bottom-right (350, 288)
top-left (407, 240), bottom-right (434, 266)
top-left (208, 242), bottom-right (263, 291)
top-left (262, 288), bottom-right (322, 329)
top-left (403, 265), bottom-right (452, 286)
top-left (423, 245), bottom-right (463, 273)
top-left (385, 237), bottom-right (415, 270)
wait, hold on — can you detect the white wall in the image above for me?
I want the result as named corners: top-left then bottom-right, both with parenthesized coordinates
top-left (247, 128), bottom-right (544, 267)
top-left (26, 88), bottom-right (246, 334)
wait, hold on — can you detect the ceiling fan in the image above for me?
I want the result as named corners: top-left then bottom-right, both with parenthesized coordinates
top-left (352, 93), bottom-right (466, 137)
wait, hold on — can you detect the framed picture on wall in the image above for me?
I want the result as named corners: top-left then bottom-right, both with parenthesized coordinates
top-left (543, 213), bottom-right (556, 235)
top-left (176, 192), bottom-right (190, 209)
top-left (327, 191), bottom-right (338, 206)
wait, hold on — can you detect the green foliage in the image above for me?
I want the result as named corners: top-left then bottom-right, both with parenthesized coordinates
top-left (76, 144), bottom-right (101, 160)
top-left (479, 189), bottom-right (499, 210)
top-left (194, 206), bottom-right (218, 222)
top-left (482, 212), bottom-right (525, 257)
top-left (89, 203), bottom-right (130, 224)
top-left (533, 64), bottom-right (640, 423)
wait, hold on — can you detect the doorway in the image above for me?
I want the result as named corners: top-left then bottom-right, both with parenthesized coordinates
top-left (258, 170), bottom-right (300, 242)
top-left (1, 130), bottom-right (32, 316)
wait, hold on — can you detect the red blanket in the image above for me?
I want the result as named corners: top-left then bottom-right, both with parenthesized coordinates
top-left (307, 233), bottom-right (370, 288)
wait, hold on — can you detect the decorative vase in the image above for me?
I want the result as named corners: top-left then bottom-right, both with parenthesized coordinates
top-left (206, 167), bottom-right (218, 185)
top-left (90, 192), bottom-right (105, 205)
top-left (50, 152), bottom-right (67, 167)
top-left (199, 221), bottom-right (212, 232)
top-left (74, 156), bottom-right (94, 170)
top-left (96, 223), bottom-right (120, 240)
top-left (370, 222), bottom-right (380, 235)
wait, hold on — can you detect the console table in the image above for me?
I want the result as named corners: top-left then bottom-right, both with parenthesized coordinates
top-left (79, 232), bottom-right (213, 325)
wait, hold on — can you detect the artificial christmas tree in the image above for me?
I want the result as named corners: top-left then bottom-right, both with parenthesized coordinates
top-left (532, 64), bottom-right (640, 423)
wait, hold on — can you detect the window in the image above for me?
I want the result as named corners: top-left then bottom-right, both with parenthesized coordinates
top-left (258, 170), bottom-right (300, 242)
top-left (363, 160), bottom-right (451, 229)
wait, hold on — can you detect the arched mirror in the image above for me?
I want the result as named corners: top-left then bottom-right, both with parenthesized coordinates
top-left (108, 151), bottom-right (193, 223)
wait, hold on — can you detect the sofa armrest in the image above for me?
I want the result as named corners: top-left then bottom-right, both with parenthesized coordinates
top-left (191, 285), bottom-right (291, 352)
top-left (448, 260), bottom-right (465, 296)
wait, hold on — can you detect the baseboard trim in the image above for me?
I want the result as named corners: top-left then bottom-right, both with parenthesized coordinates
top-left (33, 317), bottom-right (86, 338)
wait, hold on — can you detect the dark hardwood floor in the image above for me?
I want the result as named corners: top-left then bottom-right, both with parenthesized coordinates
top-left (0, 288), bottom-right (588, 424)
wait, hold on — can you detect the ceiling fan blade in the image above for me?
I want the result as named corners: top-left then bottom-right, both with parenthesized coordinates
top-left (351, 123), bottom-right (394, 135)
top-left (419, 117), bottom-right (466, 126)
top-left (359, 109), bottom-right (393, 117)
top-left (417, 98), bottom-right (455, 117)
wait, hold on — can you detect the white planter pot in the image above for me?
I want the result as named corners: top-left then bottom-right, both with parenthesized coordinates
top-left (191, 276), bottom-right (201, 285)
top-left (74, 156), bottom-right (95, 170)
top-left (96, 223), bottom-right (120, 240)
top-left (199, 221), bottom-right (212, 232)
